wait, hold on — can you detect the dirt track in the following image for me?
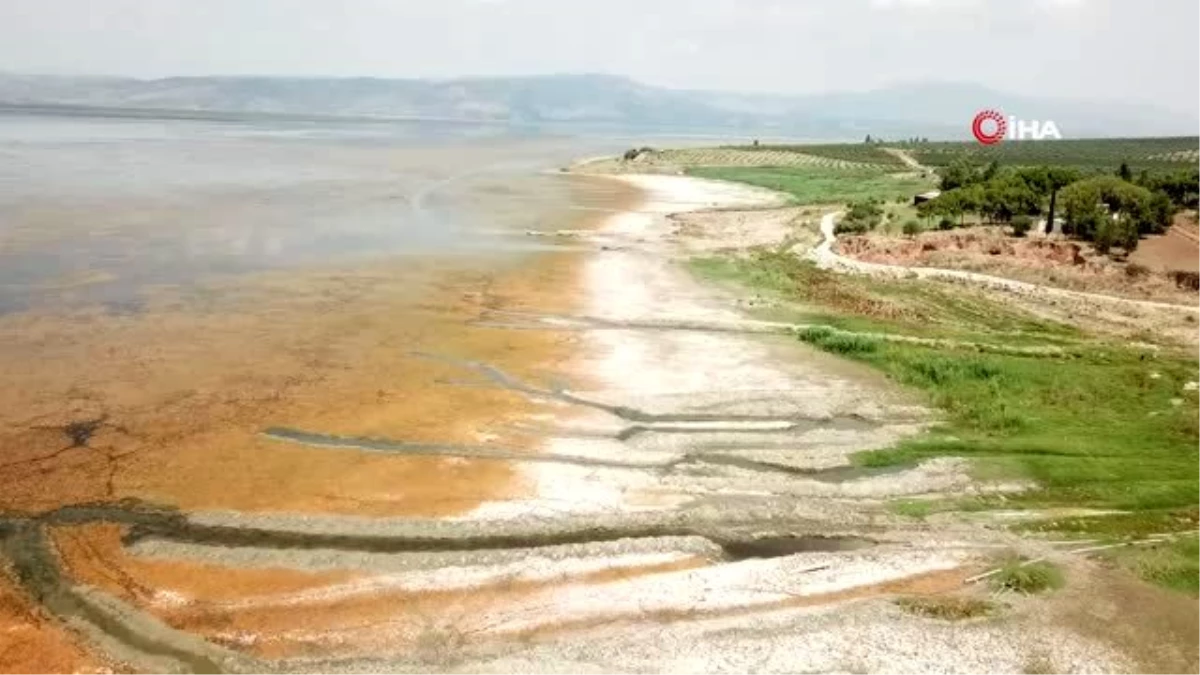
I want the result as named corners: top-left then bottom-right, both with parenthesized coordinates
top-left (811, 211), bottom-right (1200, 345)
top-left (1129, 217), bottom-right (1200, 273)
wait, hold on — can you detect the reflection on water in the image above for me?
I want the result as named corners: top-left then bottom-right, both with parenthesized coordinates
top-left (0, 112), bottom-right (628, 312)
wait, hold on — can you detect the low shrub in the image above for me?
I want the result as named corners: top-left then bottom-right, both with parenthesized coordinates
top-left (989, 559), bottom-right (1064, 594)
top-left (903, 356), bottom-right (1002, 385)
top-left (621, 146), bottom-right (656, 161)
top-left (1011, 214), bottom-right (1034, 237)
top-left (840, 198), bottom-right (884, 233)
top-left (1124, 262), bottom-right (1150, 279)
top-left (1126, 536), bottom-right (1200, 594)
top-left (1169, 270), bottom-right (1199, 290)
top-left (797, 325), bottom-right (879, 355)
top-left (895, 595), bottom-right (997, 620)
top-left (835, 218), bottom-right (872, 235)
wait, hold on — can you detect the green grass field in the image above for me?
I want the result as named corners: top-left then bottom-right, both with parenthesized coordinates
top-left (687, 165), bottom-right (935, 205)
top-left (688, 249), bottom-right (1199, 593)
top-left (687, 251), bottom-right (1081, 343)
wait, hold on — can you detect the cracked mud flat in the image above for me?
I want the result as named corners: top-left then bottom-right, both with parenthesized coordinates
top-left (0, 166), bottom-right (1137, 672)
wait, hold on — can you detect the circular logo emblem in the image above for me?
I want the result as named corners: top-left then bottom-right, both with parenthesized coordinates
top-left (972, 109), bottom-right (1007, 145)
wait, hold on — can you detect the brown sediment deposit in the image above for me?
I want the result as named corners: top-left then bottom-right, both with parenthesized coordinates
top-left (0, 264), bottom-right (531, 516)
top-left (161, 557), bottom-right (711, 661)
top-left (0, 177), bottom-right (639, 518)
top-left (0, 571), bottom-right (114, 673)
top-left (49, 522), bottom-right (714, 663)
top-left (837, 226), bottom-right (1199, 305)
top-left (51, 523), bottom-right (359, 606)
top-left (1128, 212), bottom-right (1200, 274)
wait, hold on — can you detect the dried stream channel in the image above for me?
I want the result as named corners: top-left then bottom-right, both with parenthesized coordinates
top-left (0, 115), bottom-right (1067, 673)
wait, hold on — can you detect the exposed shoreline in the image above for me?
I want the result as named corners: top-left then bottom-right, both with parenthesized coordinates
top-left (1, 158), bottom-right (1170, 673)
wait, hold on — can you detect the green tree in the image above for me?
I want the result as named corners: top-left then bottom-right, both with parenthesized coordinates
top-left (956, 184), bottom-right (986, 224)
top-left (1133, 191), bottom-right (1174, 236)
top-left (1139, 167), bottom-right (1199, 209)
top-left (1011, 214), bottom-right (1034, 237)
top-left (1095, 217), bottom-right (1139, 253)
top-left (981, 160), bottom-right (1000, 182)
top-left (1016, 166), bottom-right (1080, 233)
top-left (1059, 176), bottom-right (1157, 250)
top-left (1117, 161), bottom-right (1133, 182)
top-left (981, 175), bottom-right (1041, 222)
top-left (1044, 167), bottom-right (1082, 236)
top-left (931, 191), bottom-right (965, 222)
top-left (939, 158), bottom-right (983, 191)
top-left (1060, 179), bottom-right (1106, 239)
top-left (838, 198), bottom-right (885, 233)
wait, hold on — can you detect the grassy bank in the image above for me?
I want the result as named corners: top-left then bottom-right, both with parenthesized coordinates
top-left (687, 165), bottom-right (934, 205)
top-left (689, 248), bottom-right (1199, 592)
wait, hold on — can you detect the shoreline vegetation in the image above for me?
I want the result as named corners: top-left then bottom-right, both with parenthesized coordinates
top-left (614, 139), bottom-right (1200, 594)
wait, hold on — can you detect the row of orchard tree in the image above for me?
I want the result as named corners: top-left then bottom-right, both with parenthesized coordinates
top-left (918, 159), bottom-right (1198, 252)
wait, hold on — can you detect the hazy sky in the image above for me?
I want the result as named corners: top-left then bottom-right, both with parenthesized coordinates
top-left (1, 0), bottom-right (1196, 112)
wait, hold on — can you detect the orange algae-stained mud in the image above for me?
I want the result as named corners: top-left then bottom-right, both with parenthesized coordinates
top-left (0, 173), bottom-right (639, 518)
top-left (0, 173), bottom-right (642, 671)
top-left (0, 572), bottom-right (114, 673)
top-left (0, 246), bottom-right (611, 517)
top-left (50, 520), bottom-right (705, 662)
top-left (50, 523), bottom-right (361, 606)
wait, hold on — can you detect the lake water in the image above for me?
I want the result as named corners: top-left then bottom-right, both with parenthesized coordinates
top-left (0, 111), bottom-right (630, 312)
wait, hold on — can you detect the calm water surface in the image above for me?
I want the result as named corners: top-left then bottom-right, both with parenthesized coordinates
top-left (0, 112), bottom-right (631, 312)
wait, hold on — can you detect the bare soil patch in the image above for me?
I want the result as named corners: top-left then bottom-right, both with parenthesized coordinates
top-left (668, 205), bottom-right (826, 253)
top-left (1129, 212), bottom-right (1200, 273)
top-left (837, 226), bottom-right (1198, 305)
top-left (1051, 560), bottom-right (1199, 674)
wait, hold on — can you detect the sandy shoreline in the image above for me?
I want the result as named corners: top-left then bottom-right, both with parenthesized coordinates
top-left (389, 171), bottom-right (1136, 673)
top-left (0, 166), bottom-right (1152, 673)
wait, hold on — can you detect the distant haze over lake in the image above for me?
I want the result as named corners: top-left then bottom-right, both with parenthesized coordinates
top-left (1, 73), bottom-right (1195, 140)
top-left (0, 111), bottom-right (629, 312)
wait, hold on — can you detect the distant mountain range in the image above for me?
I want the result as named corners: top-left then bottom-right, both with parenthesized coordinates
top-left (0, 72), bottom-right (1194, 140)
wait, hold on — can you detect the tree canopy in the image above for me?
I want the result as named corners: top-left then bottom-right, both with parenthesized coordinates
top-left (920, 161), bottom-right (1179, 253)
